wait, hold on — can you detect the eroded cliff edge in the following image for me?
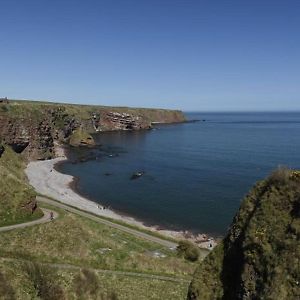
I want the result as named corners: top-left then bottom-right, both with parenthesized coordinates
top-left (0, 99), bottom-right (186, 160)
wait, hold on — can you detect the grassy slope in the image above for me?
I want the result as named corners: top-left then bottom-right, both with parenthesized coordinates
top-left (0, 146), bottom-right (43, 226)
top-left (0, 203), bottom-right (196, 299)
top-left (0, 259), bottom-right (188, 300)
top-left (187, 168), bottom-right (300, 300)
top-left (0, 147), bottom-right (198, 299)
top-left (0, 204), bottom-right (194, 276)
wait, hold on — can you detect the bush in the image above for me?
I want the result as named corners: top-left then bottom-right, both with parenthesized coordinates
top-left (73, 269), bottom-right (119, 300)
top-left (74, 269), bottom-right (99, 298)
top-left (0, 104), bottom-right (9, 112)
top-left (177, 240), bottom-right (200, 262)
top-left (267, 167), bottom-right (291, 185)
top-left (22, 262), bottom-right (65, 300)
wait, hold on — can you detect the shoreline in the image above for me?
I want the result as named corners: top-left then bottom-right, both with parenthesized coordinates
top-left (25, 145), bottom-right (217, 249)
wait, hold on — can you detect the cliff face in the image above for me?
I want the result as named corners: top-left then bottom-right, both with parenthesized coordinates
top-left (187, 168), bottom-right (300, 300)
top-left (0, 100), bottom-right (186, 160)
top-left (0, 114), bottom-right (55, 160)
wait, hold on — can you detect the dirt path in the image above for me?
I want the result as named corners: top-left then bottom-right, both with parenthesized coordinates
top-left (0, 257), bottom-right (190, 283)
top-left (0, 208), bottom-right (58, 233)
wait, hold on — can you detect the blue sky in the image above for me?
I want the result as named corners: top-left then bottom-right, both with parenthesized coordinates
top-left (0, 0), bottom-right (299, 111)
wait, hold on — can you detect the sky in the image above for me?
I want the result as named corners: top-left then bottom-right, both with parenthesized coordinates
top-left (0, 0), bottom-right (299, 111)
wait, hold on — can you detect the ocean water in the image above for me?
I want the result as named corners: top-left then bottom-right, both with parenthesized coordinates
top-left (58, 112), bottom-right (300, 236)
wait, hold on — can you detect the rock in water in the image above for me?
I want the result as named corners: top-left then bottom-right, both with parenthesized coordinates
top-left (130, 171), bottom-right (145, 180)
top-left (187, 168), bottom-right (300, 300)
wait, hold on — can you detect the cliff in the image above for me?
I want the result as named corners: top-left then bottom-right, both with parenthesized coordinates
top-left (0, 145), bottom-right (43, 226)
top-left (187, 168), bottom-right (300, 300)
top-left (0, 99), bottom-right (186, 160)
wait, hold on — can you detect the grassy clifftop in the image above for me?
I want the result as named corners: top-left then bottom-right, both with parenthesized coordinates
top-left (0, 99), bottom-right (186, 160)
top-left (0, 146), bottom-right (43, 226)
top-left (187, 168), bottom-right (300, 300)
top-left (1, 99), bottom-right (185, 125)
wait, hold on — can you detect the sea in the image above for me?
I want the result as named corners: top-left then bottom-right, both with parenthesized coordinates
top-left (57, 112), bottom-right (300, 236)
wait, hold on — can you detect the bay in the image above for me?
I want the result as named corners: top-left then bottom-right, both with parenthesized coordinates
top-left (57, 112), bottom-right (300, 236)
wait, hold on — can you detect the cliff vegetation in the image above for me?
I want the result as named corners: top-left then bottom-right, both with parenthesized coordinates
top-left (187, 168), bottom-right (300, 300)
top-left (0, 145), bottom-right (43, 226)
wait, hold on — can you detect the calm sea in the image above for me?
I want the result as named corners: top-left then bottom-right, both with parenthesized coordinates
top-left (57, 112), bottom-right (300, 236)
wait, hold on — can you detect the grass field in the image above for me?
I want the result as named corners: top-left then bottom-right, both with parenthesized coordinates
top-left (0, 259), bottom-right (189, 300)
top-left (0, 203), bottom-right (195, 277)
top-left (0, 202), bottom-right (196, 299)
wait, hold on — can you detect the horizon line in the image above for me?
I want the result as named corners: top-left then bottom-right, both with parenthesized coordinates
top-left (4, 98), bottom-right (300, 113)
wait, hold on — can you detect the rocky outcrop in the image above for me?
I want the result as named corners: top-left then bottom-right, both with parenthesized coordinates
top-left (69, 128), bottom-right (95, 147)
top-left (99, 111), bottom-right (151, 131)
top-left (0, 100), bottom-right (186, 160)
top-left (187, 168), bottom-right (300, 300)
top-left (0, 116), bottom-right (53, 160)
top-left (85, 108), bottom-right (186, 132)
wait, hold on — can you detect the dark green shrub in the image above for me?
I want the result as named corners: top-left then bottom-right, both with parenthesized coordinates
top-left (22, 262), bottom-right (65, 300)
top-left (0, 104), bottom-right (9, 112)
top-left (74, 269), bottom-right (99, 298)
top-left (73, 269), bottom-right (119, 300)
top-left (177, 240), bottom-right (200, 262)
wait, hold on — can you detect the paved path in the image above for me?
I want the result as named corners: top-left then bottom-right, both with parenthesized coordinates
top-left (37, 196), bottom-right (179, 249)
top-left (0, 208), bottom-right (58, 233)
top-left (0, 198), bottom-right (200, 284)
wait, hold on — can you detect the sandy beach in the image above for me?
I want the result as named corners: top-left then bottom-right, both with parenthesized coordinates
top-left (25, 151), bottom-right (149, 227)
top-left (25, 145), bottom-right (217, 249)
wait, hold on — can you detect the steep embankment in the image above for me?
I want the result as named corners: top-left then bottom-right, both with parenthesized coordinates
top-left (0, 145), bottom-right (43, 226)
top-left (187, 168), bottom-right (300, 300)
top-left (0, 99), bottom-right (186, 160)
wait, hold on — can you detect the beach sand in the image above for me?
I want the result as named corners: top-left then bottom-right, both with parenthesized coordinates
top-left (25, 156), bottom-right (147, 227)
top-left (25, 145), bottom-right (217, 249)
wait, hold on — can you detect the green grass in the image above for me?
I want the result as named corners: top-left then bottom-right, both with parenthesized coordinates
top-left (0, 202), bottom-right (195, 299)
top-left (37, 193), bottom-right (209, 259)
top-left (37, 193), bottom-right (179, 243)
top-left (2, 99), bottom-right (186, 125)
top-left (0, 203), bottom-right (195, 277)
top-left (0, 259), bottom-right (189, 300)
top-left (0, 146), bottom-right (43, 226)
